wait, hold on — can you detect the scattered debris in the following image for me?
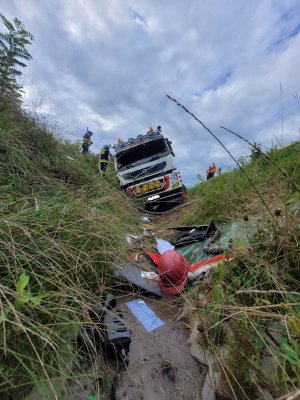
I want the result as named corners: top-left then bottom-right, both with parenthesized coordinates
top-left (145, 250), bottom-right (161, 266)
top-left (169, 220), bottom-right (218, 247)
top-left (156, 238), bottom-right (175, 254)
top-left (125, 234), bottom-right (140, 245)
top-left (103, 310), bottom-right (131, 362)
top-left (115, 296), bottom-right (204, 399)
top-left (141, 216), bottom-right (152, 223)
top-left (114, 262), bottom-right (162, 296)
top-left (80, 294), bottom-right (131, 364)
top-left (188, 254), bottom-right (233, 280)
top-left (140, 271), bottom-right (159, 281)
top-left (126, 299), bottom-right (164, 332)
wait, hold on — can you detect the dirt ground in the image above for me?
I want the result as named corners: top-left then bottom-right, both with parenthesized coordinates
top-left (64, 206), bottom-right (206, 400)
top-left (114, 294), bottom-right (205, 400)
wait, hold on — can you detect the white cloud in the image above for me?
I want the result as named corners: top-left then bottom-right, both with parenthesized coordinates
top-left (1, 0), bottom-right (300, 186)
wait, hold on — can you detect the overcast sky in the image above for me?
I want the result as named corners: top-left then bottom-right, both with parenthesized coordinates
top-left (1, 0), bottom-right (300, 186)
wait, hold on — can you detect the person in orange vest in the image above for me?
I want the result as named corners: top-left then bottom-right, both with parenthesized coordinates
top-left (210, 163), bottom-right (217, 178)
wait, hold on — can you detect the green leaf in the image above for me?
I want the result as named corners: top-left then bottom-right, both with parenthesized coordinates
top-left (30, 295), bottom-right (43, 305)
top-left (17, 291), bottom-right (32, 304)
top-left (16, 272), bottom-right (29, 293)
top-left (280, 340), bottom-right (300, 366)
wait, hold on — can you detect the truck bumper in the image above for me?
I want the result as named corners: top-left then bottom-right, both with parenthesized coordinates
top-left (145, 187), bottom-right (183, 204)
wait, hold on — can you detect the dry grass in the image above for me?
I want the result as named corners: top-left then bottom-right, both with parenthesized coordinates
top-left (0, 100), bottom-right (141, 399)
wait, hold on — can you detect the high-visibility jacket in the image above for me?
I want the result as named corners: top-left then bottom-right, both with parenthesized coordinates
top-left (100, 148), bottom-right (109, 163)
top-left (211, 164), bottom-right (216, 174)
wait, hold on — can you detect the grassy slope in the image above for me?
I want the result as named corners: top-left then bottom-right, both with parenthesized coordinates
top-left (183, 141), bottom-right (300, 224)
top-left (0, 104), bottom-right (139, 399)
top-left (181, 142), bottom-right (300, 399)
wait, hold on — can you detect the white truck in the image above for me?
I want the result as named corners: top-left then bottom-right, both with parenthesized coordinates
top-left (113, 131), bottom-right (185, 210)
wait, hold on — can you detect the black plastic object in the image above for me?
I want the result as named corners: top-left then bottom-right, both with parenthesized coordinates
top-left (79, 294), bottom-right (131, 364)
top-left (169, 220), bottom-right (218, 247)
top-left (79, 293), bottom-right (116, 349)
top-left (89, 293), bottom-right (117, 323)
top-left (102, 310), bottom-right (131, 361)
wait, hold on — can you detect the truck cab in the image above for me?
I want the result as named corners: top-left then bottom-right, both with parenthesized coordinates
top-left (113, 131), bottom-right (185, 209)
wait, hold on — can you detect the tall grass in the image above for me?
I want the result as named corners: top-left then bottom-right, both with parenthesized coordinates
top-left (181, 141), bottom-right (300, 399)
top-left (0, 100), bottom-right (139, 399)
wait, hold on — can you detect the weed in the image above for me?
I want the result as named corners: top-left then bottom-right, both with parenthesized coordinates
top-left (0, 99), bottom-right (139, 398)
top-left (183, 162), bottom-right (300, 398)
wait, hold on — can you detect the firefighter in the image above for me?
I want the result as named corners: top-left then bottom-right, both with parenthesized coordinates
top-left (99, 145), bottom-right (110, 175)
top-left (82, 131), bottom-right (93, 154)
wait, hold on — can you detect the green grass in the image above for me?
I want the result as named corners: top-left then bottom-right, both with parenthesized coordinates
top-left (183, 141), bottom-right (300, 224)
top-left (0, 101), bottom-right (139, 399)
top-left (182, 141), bottom-right (300, 399)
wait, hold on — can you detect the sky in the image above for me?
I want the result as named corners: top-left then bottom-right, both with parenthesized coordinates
top-left (1, 0), bottom-right (300, 186)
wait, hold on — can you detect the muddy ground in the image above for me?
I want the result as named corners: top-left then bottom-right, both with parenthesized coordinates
top-left (64, 207), bottom-right (206, 400)
top-left (114, 294), bottom-right (205, 400)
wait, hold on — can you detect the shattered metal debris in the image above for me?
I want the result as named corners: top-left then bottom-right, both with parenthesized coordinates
top-left (114, 262), bottom-right (162, 297)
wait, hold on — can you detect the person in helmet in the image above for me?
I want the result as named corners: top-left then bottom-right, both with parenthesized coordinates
top-left (99, 145), bottom-right (110, 175)
top-left (158, 250), bottom-right (188, 294)
top-left (82, 131), bottom-right (93, 154)
top-left (147, 126), bottom-right (154, 134)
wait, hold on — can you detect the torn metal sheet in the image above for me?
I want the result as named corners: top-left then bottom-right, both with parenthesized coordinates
top-left (114, 263), bottom-right (162, 297)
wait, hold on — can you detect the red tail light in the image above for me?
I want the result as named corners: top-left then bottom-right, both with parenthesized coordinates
top-left (164, 175), bottom-right (170, 190)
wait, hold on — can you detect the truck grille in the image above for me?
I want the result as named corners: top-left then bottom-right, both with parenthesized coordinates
top-left (123, 161), bottom-right (166, 181)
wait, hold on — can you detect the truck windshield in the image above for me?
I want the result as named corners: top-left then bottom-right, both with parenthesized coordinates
top-left (116, 138), bottom-right (168, 169)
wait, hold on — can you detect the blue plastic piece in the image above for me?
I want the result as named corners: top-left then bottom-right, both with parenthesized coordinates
top-left (126, 299), bottom-right (164, 332)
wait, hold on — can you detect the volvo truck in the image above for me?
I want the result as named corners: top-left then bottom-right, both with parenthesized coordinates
top-left (113, 130), bottom-right (185, 209)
